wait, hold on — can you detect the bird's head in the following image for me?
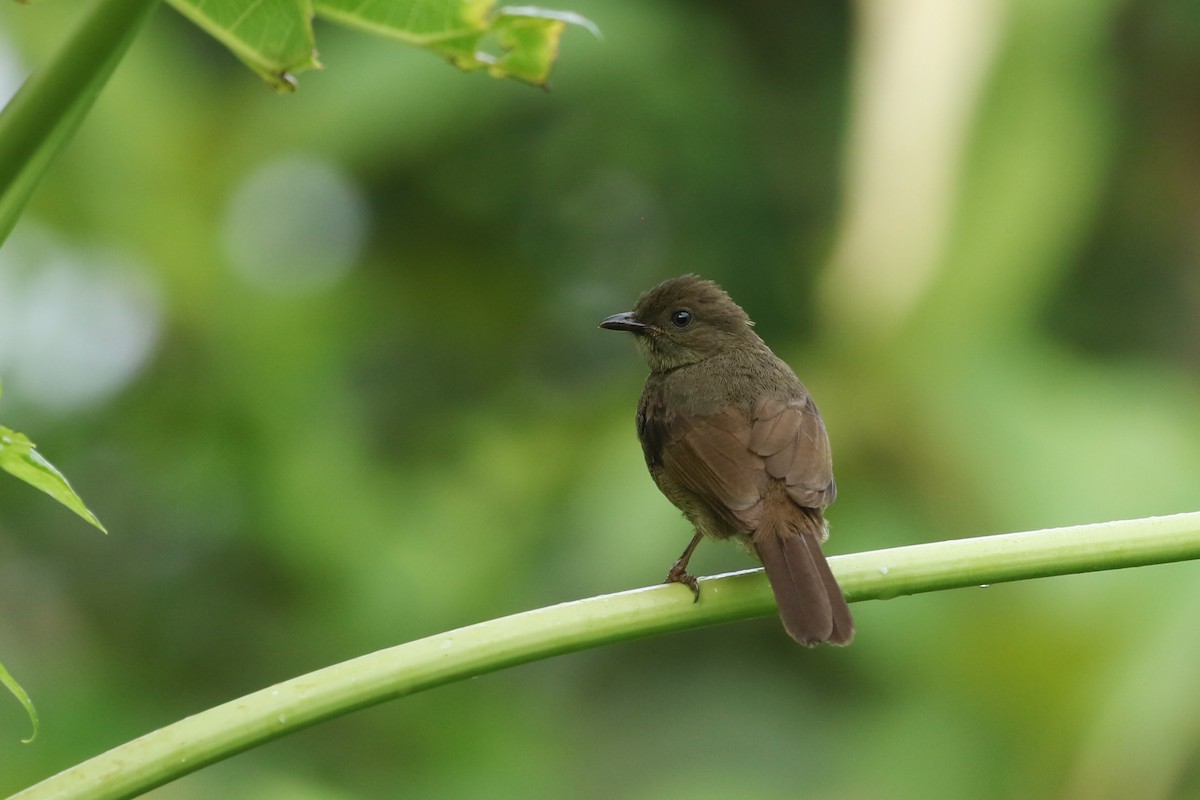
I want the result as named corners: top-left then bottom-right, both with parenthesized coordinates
top-left (600, 275), bottom-right (757, 371)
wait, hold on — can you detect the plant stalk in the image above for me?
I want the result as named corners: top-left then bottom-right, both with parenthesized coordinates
top-left (0, 0), bottom-right (161, 247)
top-left (13, 511), bottom-right (1200, 800)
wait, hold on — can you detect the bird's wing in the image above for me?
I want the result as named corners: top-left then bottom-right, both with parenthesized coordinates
top-left (657, 406), bottom-right (768, 532)
top-left (746, 394), bottom-right (837, 510)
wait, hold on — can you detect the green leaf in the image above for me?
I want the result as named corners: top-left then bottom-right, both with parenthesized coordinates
top-left (148, 0), bottom-right (595, 91)
top-left (312, 0), bottom-right (598, 88)
top-left (164, 0), bottom-right (321, 92)
top-left (0, 426), bottom-right (106, 533)
top-left (0, 0), bottom-right (160, 250)
top-left (0, 659), bottom-right (39, 744)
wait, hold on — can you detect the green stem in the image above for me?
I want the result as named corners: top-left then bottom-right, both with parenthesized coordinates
top-left (0, 0), bottom-right (161, 248)
top-left (14, 511), bottom-right (1200, 800)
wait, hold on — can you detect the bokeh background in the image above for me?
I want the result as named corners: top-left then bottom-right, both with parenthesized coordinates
top-left (2, 0), bottom-right (1200, 797)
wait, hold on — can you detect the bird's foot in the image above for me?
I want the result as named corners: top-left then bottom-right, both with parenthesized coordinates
top-left (664, 565), bottom-right (701, 603)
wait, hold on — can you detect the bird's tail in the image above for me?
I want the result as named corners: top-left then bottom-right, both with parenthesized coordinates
top-left (751, 507), bottom-right (854, 646)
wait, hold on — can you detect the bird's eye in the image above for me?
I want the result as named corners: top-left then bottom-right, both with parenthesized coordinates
top-left (670, 309), bottom-right (693, 328)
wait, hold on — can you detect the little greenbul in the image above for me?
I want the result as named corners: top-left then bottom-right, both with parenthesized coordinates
top-left (600, 275), bottom-right (853, 646)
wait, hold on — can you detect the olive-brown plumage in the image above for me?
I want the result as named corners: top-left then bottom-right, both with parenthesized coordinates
top-left (601, 275), bottom-right (853, 646)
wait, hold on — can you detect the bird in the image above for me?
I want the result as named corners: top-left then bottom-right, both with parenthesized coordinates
top-left (600, 274), bottom-right (853, 646)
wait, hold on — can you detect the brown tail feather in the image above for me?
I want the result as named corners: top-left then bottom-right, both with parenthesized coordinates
top-left (752, 510), bottom-right (854, 646)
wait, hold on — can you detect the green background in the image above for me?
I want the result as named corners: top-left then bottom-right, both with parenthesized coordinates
top-left (2, 0), bottom-right (1200, 797)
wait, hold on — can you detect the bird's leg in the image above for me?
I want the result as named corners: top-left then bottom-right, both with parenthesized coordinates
top-left (664, 531), bottom-right (703, 602)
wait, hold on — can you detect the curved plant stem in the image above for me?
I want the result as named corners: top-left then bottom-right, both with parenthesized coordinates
top-left (0, 0), bottom-right (160, 247)
top-left (13, 511), bottom-right (1200, 800)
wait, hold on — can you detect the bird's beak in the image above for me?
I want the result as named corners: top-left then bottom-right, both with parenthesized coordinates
top-left (599, 311), bottom-right (649, 333)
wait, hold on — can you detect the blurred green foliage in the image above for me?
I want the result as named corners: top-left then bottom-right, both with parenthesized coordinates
top-left (1, 0), bottom-right (1199, 798)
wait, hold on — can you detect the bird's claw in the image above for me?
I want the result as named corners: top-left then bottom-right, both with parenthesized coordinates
top-left (664, 567), bottom-right (701, 603)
